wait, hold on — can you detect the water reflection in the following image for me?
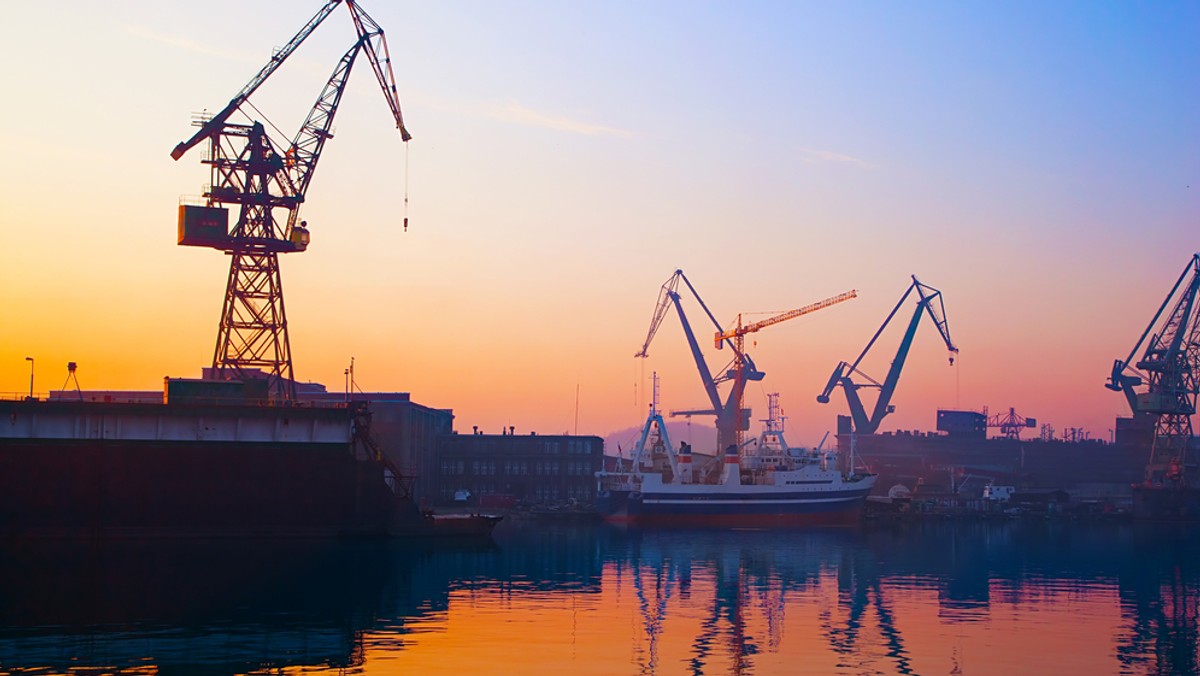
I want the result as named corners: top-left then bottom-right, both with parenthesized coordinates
top-left (0, 539), bottom-right (493, 673)
top-left (1, 522), bottom-right (1198, 674)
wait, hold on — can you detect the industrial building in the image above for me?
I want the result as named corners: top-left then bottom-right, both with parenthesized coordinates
top-left (433, 430), bottom-right (604, 508)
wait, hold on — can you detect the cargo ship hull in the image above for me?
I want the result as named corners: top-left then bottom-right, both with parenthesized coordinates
top-left (597, 469), bottom-right (876, 527)
top-left (0, 400), bottom-right (497, 539)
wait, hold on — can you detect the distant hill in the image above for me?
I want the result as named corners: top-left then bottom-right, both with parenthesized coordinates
top-left (603, 420), bottom-right (717, 458)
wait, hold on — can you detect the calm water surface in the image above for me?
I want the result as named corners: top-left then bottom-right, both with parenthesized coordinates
top-left (1, 520), bottom-right (1198, 675)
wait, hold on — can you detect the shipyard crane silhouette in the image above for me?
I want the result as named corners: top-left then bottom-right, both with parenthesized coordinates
top-left (817, 275), bottom-right (958, 435)
top-left (1106, 253), bottom-right (1200, 489)
top-left (635, 269), bottom-right (854, 454)
top-left (985, 406), bottom-right (1037, 440)
top-left (171, 0), bottom-right (410, 401)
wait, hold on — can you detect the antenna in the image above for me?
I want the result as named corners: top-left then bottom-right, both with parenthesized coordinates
top-left (651, 371), bottom-right (661, 417)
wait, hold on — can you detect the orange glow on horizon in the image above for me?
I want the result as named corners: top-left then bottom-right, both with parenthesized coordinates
top-left (349, 561), bottom-right (1129, 675)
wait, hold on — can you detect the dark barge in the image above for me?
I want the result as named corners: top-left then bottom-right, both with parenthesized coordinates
top-left (0, 398), bottom-right (499, 539)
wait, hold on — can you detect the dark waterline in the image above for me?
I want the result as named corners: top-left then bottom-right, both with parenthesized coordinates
top-left (0, 520), bottom-right (1197, 674)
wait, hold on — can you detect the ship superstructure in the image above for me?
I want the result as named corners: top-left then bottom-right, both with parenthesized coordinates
top-left (596, 385), bottom-right (875, 526)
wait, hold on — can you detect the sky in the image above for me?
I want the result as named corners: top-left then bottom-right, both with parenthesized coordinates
top-left (1, 1), bottom-right (1196, 448)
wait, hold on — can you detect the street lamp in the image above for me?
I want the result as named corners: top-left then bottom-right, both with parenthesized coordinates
top-left (24, 356), bottom-right (34, 400)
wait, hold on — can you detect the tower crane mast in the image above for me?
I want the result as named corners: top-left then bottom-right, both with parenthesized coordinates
top-left (717, 290), bottom-right (857, 447)
top-left (171, 0), bottom-right (410, 401)
top-left (817, 276), bottom-right (957, 435)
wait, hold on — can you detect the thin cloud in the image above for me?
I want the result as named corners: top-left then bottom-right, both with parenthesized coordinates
top-left (798, 147), bottom-right (874, 169)
top-left (485, 100), bottom-right (632, 138)
top-left (123, 24), bottom-right (257, 64)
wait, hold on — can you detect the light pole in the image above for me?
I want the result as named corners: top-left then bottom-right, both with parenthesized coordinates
top-left (24, 357), bottom-right (34, 400)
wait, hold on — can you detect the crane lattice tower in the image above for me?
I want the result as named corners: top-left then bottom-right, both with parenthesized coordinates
top-left (171, 0), bottom-right (410, 401)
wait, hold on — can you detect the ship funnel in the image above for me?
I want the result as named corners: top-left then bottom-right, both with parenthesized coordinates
top-left (722, 444), bottom-right (741, 486)
top-left (678, 442), bottom-right (693, 484)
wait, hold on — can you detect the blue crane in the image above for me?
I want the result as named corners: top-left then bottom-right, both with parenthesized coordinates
top-left (635, 270), bottom-right (757, 455)
top-left (1106, 253), bottom-right (1200, 486)
top-left (817, 276), bottom-right (958, 435)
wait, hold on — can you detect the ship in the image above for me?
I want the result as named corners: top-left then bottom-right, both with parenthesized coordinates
top-left (596, 394), bottom-right (876, 526)
top-left (0, 388), bottom-right (500, 540)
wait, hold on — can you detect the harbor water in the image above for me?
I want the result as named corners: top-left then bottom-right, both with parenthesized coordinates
top-left (1, 519), bottom-right (1198, 675)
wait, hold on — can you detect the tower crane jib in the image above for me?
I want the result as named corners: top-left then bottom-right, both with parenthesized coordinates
top-left (713, 290), bottom-right (858, 349)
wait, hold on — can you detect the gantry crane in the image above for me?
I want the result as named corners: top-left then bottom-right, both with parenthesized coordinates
top-left (171, 0), bottom-right (410, 401)
top-left (1106, 253), bottom-right (1200, 488)
top-left (985, 406), bottom-right (1036, 440)
top-left (817, 276), bottom-right (957, 435)
top-left (635, 269), bottom-right (854, 453)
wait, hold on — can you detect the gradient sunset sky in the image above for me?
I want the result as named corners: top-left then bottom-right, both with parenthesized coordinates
top-left (1, 1), bottom-right (1196, 446)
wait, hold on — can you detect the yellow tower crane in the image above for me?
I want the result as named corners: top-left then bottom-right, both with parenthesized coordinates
top-left (714, 289), bottom-right (858, 448)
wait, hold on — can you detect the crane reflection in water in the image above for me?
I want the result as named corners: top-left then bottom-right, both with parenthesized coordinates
top-left (610, 527), bottom-right (913, 675)
top-left (600, 522), bottom-right (1200, 675)
top-left (2, 522), bottom-right (1200, 674)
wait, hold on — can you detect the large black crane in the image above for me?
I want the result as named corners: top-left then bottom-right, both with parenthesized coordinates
top-left (172, 0), bottom-right (410, 401)
top-left (1107, 253), bottom-right (1200, 490)
top-left (817, 276), bottom-right (958, 435)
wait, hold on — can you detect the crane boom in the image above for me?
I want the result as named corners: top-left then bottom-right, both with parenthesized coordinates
top-left (714, 290), bottom-right (857, 348)
top-left (635, 271), bottom-right (684, 359)
top-left (817, 276), bottom-right (958, 435)
top-left (171, 0), bottom-right (344, 161)
top-left (1107, 253), bottom-right (1200, 412)
top-left (348, 1), bottom-right (412, 140)
top-left (280, 2), bottom-right (408, 233)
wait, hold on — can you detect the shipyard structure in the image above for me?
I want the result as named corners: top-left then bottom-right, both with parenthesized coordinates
top-left (823, 254), bottom-right (1200, 517)
top-left (833, 408), bottom-right (1152, 506)
top-left (0, 389), bottom-right (458, 539)
top-left (22, 374), bottom-right (603, 518)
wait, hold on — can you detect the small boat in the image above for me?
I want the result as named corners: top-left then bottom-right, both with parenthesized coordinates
top-left (596, 393), bottom-right (875, 526)
top-left (420, 512), bottom-right (504, 538)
